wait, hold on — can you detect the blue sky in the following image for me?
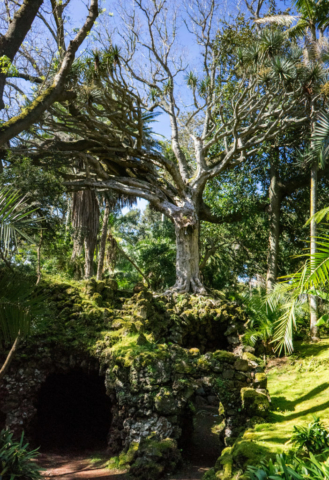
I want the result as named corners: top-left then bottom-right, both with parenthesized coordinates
top-left (67, 0), bottom-right (292, 215)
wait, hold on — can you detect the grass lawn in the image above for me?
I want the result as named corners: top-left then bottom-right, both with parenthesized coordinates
top-left (230, 338), bottom-right (329, 470)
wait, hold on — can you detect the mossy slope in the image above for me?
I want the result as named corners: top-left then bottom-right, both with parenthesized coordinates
top-left (210, 338), bottom-right (329, 478)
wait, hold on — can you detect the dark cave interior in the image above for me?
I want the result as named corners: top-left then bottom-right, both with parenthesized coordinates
top-left (31, 369), bottom-right (112, 452)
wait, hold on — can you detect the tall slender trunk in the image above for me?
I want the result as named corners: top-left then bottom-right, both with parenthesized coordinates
top-left (266, 161), bottom-right (280, 293)
top-left (65, 194), bottom-right (72, 234)
top-left (310, 163), bottom-right (318, 339)
top-left (308, 28), bottom-right (318, 339)
top-left (173, 221), bottom-right (206, 294)
top-left (36, 230), bottom-right (43, 285)
top-left (96, 201), bottom-right (110, 281)
top-left (106, 233), bottom-right (117, 274)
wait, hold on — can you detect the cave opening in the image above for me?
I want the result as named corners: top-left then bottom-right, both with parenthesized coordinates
top-left (178, 401), bottom-right (222, 468)
top-left (182, 321), bottom-right (230, 352)
top-left (31, 369), bottom-right (112, 452)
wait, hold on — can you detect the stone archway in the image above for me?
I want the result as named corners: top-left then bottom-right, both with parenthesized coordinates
top-left (29, 369), bottom-right (112, 452)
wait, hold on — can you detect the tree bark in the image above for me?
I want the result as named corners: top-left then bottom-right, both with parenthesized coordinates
top-left (172, 221), bottom-right (206, 294)
top-left (96, 201), bottom-right (110, 280)
top-left (36, 230), bottom-right (43, 285)
top-left (0, 334), bottom-right (20, 382)
top-left (0, 0), bottom-right (43, 109)
top-left (71, 190), bottom-right (99, 278)
top-left (0, 0), bottom-right (98, 147)
top-left (266, 160), bottom-right (280, 293)
top-left (310, 163), bottom-right (318, 339)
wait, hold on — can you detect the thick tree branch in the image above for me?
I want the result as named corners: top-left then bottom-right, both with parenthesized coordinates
top-left (0, 0), bottom-right (43, 109)
top-left (0, 0), bottom-right (99, 147)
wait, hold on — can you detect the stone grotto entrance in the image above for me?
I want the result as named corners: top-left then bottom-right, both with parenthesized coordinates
top-left (30, 369), bottom-right (112, 452)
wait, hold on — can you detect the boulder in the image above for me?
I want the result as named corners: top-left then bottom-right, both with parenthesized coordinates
top-left (241, 388), bottom-right (270, 418)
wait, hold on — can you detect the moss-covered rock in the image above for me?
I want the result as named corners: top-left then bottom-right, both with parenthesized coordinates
top-left (241, 388), bottom-right (269, 418)
top-left (128, 436), bottom-right (182, 479)
top-left (1, 274), bottom-right (269, 480)
top-left (254, 373), bottom-right (267, 388)
top-left (234, 359), bottom-right (249, 372)
top-left (213, 351), bottom-right (236, 363)
top-left (242, 352), bottom-right (259, 364)
top-left (215, 446), bottom-right (233, 479)
top-left (92, 293), bottom-right (103, 306)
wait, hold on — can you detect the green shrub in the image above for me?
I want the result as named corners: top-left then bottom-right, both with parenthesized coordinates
top-left (299, 453), bottom-right (329, 479)
top-left (246, 452), bottom-right (329, 480)
top-left (246, 454), bottom-right (303, 480)
top-left (291, 416), bottom-right (329, 454)
top-left (0, 429), bottom-right (42, 480)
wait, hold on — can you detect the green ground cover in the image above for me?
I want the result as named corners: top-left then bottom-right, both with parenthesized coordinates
top-left (215, 339), bottom-right (329, 478)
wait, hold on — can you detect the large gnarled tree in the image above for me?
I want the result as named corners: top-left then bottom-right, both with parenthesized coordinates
top-left (22, 0), bottom-right (311, 293)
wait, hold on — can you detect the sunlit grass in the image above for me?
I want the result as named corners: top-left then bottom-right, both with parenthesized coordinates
top-left (232, 338), bottom-right (329, 468)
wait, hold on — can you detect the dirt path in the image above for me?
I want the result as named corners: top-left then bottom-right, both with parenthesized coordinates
top-left (38, 405), bottom-right (220, 480)
top-left (38, 452), bottom-right (211, 480)
top-left (38, 453), bottom-right (128, 480)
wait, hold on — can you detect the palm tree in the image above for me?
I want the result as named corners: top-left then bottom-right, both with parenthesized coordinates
top-left (0, 189), bottom-right (41, 381)
top-left (268, 112), bottom-right (329, 354)
top-left (256, 0), bottom-right (329, 338)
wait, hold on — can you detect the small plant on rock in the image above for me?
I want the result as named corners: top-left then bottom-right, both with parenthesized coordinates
top-left (0, 429), bottom-right (42, 480)
top-left (291, 416), bottom-right (329, 454)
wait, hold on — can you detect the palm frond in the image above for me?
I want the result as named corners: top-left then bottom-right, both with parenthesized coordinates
top-left (287, 19), bottom-right (309, 40)
top-left (0, 271), bottom-right (45, 346)
top-left (306, 206), bottom-right (329, 225)
top-left (255, 15), bottom-right (300, 26)
top-left (0, 189), bottom-right (41, 255)
top-left (312, 111), bottom-right (329, 169)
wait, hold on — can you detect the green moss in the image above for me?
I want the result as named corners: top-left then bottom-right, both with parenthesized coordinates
top-left (217, 339), bottom-right (329, 477)
top-left (0, 84), bottom-right (56, 132)
top-left (214, 447), bottom-right (233, 479)
top-left (128, 436), bottom-right (181, 479)
top-left (230, 434), bottom-right (282, 470)
top-left (241, 388), bottom-right (270, 418)
top-left (188, 348), bottom-right (200, 357)
top-left (212, 350), bottom-right (236, 363)
top-left (242, 352), bottom-right (259, 363)
top-left (92, 293), bottom-right (103, 306)
top-left (117, 441), bottom-right (139, 466)
top-left (254, 372), bottom-right (267, 388)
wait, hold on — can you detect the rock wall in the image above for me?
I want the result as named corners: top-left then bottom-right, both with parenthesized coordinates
top-left (0, 279), bottom-right (270, 479)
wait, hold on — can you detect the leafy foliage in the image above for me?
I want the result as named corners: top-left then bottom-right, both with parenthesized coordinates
top-left (291, 416), bottom-right (329, 454)
top-left (247, 451), bottom-right (329, 480)
top-left (246, 453), bottom-right (304, 480)
top-left (0, 429), bottom-right (41, 480)
top-left (242, 289), bottom-right (277, 348)
top-left (0, 269), bottom-right (45, 346)
top-left (0, 189), bottom-right (40, 257)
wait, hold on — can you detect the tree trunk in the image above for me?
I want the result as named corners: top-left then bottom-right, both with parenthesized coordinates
top-left (173, 221), bottom-right (206, 294)
top-left (106, 233), bottom-right (117, 274)
top-left (0, 334), bottom-right (20, 382)
top-left (266, 161), bottom-right (280, 293)
top-left (71, 190), bottom-right (99, 279)
top-left (310, 163), bottom-right (318, 340)
top-left (96, 201), bottom-right (110, 281)
top-left (36, 230), bottom-right (43, 285)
